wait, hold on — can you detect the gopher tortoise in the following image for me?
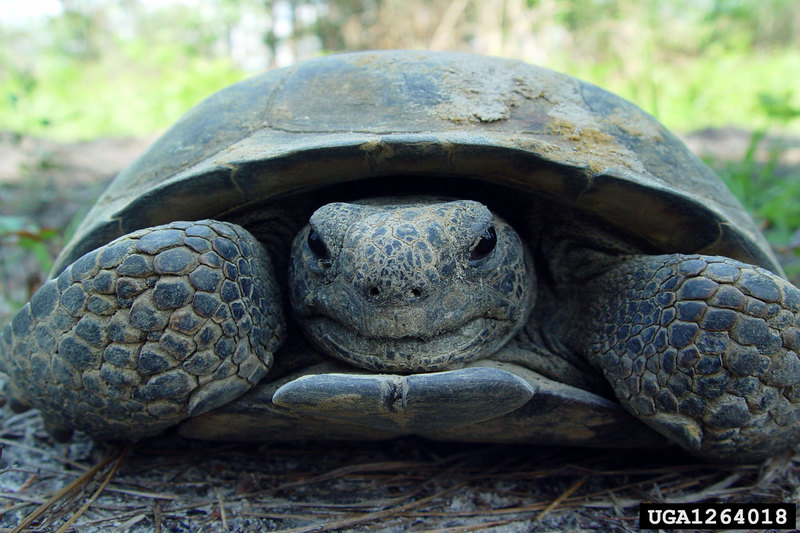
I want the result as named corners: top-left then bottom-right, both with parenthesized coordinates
top-left (3, 51), bottom-right (800, 462)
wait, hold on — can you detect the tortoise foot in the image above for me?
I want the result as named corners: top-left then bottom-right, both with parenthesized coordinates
top-left (588, 254), bottom-right (800, 462)
top-left (5, 381), bottom-right (31, 413)
top-left (43, 417), bottom-right (75, 443)
top-left (271, 365), bottom-right (535, 433)
top-left (0, 220), bottom-right (285, 440)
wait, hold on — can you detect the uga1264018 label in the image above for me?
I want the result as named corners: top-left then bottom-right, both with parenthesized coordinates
top-left (639, 503), bottom-right (795, 530)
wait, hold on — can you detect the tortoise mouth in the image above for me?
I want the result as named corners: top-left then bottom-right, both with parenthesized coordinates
top-left (301, 315), bottom-right (514, 373)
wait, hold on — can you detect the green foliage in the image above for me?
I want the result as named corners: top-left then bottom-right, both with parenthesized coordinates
top-left (567, 50), bottom-right (800, 133)
top-left (0, 216), bottom-right (60, 277)
top-left (1, 0), bottom-right (799, 139)
top-left (0, 45), bottom-right (247, 140)
top-left (710, 132), bottom-right (800, 248)
top-left (704, 0), bottom-right (800, 50)
top-left (0, 1), bottom-right (249, 140)
top-left (759, 92), bottom-right (800, 123)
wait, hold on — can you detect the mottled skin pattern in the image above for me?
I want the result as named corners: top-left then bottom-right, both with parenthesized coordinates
top-left (582, 255), bottom-right (800, 459)
top-left (1, 221), bottom-right (284, 440)
top-left (2, 198), bottom-right (800, 462)
top-left (289, 200), bottom-right (534, 372)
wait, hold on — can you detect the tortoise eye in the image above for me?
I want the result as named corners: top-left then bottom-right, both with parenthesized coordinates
top-left (307, 229), bottom-right (330, 260)
top-left (469, 226), bottom-right (497, 263)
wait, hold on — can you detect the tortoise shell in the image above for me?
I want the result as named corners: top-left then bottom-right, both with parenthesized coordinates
top-left (52, 50), bottom-right (780, 281)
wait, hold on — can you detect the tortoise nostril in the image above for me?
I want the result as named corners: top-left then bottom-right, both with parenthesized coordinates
top-left (366, 286), bottom-right (424, 301)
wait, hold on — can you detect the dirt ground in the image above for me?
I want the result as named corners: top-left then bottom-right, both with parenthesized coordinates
top-left (0, 129), bottom-right (799, 532)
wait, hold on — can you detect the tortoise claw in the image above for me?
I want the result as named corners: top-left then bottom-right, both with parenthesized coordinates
top-left (6, 384), bottom-right (31, 413)
top-left (43, 417), bottom-right (74, 443)
top-left (178, 359), bottom-right (665, 446)
top-left (272, 366), bottom-right (535, 433)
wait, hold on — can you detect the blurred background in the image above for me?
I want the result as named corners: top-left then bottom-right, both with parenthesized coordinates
top-left (1, 0), bottom-right (800, 316)
top-left (2, 0), bottom-right (799, 139)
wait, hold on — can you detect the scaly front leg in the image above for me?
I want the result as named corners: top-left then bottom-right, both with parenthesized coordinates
top-left (1, 220), bottom-right (285, 441)
top-left (584, 254), bottom-right (800, 462)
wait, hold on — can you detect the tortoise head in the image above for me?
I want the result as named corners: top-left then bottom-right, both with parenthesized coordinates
top-left (288, 198), bottom-right (535, 372)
